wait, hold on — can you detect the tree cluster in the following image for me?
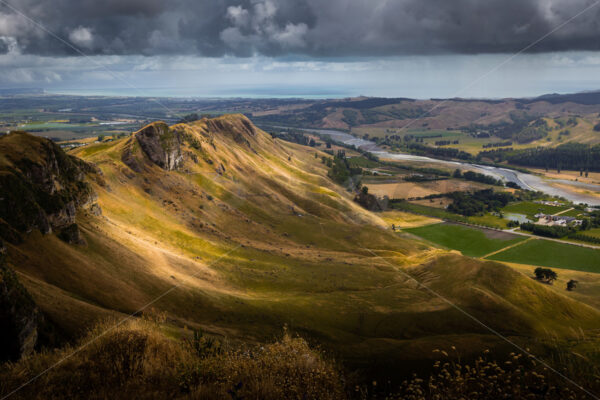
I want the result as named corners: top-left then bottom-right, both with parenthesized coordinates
top-left (452, 169), bottom-right (504, 186)
top-left (519, 222), bottom-right (573, 238)
top-left (480, 143), bottom-right (600, 173)
top-left (534, 267), bottom-right (557, 284)
top-left (446, 189), bottom-right (514, 216)
top-left (327, 150), bottom-right (362, 187)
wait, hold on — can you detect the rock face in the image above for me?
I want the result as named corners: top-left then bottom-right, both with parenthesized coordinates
top-left (0, 131), bottom-right (102, 243)
top-left (353, 192), bottom-right (388, 211)
top-left (206, 114), bottom-right (256, 148)
top-left (135, 122), bottom-right (183, 170)
top-left (58, 223), bottom-right (86, 245)
top-left (0, 246), bottom-right (42, 361)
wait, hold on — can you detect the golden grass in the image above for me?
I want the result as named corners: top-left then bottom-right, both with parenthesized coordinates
top-left (3, 317), bottom-right (598, 400)
top-left (380, 210), bottom-right (441, 228)
top-left (530, 168), bottom-right (600, 185)
top-left (548, 182), bottom-right (600, 201)
top-left (503, 261), bottom-right (600, 311)
top-left (409, 197), bottom-right (454, 209)
top-left (0, 319), bottom-right (344, 400)
top-left (394, 347), bottom-right (600, 400)
top-left (365, 179), bottom-right (489, 200)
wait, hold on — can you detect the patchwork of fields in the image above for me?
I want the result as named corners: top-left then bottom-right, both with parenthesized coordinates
top-left (404, 222), bottom-right (600, 272)
top-left (405, 223), bottom-right (527, 258)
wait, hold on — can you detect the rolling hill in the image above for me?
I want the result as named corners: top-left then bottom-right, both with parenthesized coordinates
top-left (252, 94), bottom-right (600, 157)
top-left (2, 114), bottom-right (600, 389)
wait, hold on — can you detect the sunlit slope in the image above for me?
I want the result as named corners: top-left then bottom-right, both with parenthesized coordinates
top-left (6, 115), bottom-right (600, 369)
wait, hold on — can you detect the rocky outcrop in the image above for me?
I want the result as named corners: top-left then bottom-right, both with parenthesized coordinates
top-left (206, 114), bottom-right (256, 148)
top-left (0, 245), bottom-right (41, 361)
top-left (353, 192), bottom-right (388, 211)
top-left (0, 131), bottom-right (102, 243)
top-left (135, 122), bottom-right (183, 171)
top-left (58, 223), bottom-right (86, 245)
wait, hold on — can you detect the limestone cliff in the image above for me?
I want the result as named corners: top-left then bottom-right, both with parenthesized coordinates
top-left (135, 122), bottom-right (183, 171)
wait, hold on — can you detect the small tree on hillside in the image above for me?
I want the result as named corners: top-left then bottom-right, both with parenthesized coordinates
top-left (534, 267), bottom-right (546, 282)
top-left (566, 279), bottom-right (578, 291)
top-left (534, 267), bottom-right (558, 284)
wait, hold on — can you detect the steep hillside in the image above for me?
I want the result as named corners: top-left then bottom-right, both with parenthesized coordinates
top-left (3, 115), bottom-right (600, 381)
top-left (0, 131), bottom-right (102, 244)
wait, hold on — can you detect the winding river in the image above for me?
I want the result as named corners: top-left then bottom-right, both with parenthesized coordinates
top-left (299, 127), bottom-right (600, 205)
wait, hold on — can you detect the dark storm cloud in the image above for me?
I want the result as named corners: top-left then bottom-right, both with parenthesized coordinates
top-left (2, 0), bottom-right (600, 57)
top-left (0, 38), bottom-right (9, 54)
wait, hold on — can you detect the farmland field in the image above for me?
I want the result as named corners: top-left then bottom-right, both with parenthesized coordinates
top-left (501, 201), bottom-right (569, 219)
top-left (365, 178), bottom-right (489, 199)
top-left (404, 222), bottom-right (526, 257)
top-left (488, 239), bottom-right (600, 272)
top-left (467, 214), bottom-right (510, 229)
top-left (585, 228), bottom-right (600, 238)
top-left (20, 122), bottom-right (87, 130)
top-left (391, 201), bottom-right (510, 228)
top-left (559, 208), bottom-right (586, 217)
top-left (379, 210), bottom-right (440, 229)
top-left (390, 201), bottom-right (467, 221)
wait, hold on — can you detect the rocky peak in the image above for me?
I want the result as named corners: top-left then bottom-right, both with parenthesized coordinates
top-left (135, 122), bottom-right (183, 171)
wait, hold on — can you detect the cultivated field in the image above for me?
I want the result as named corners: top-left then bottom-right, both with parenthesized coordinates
top-left (502, 201), bottom-right (569, 219)
top-left (404, 223), bottom-right (527, 258)
top-left (365, 178), bottom-right (489, 199)
top-left (488, 239), bottom-right (600, 272)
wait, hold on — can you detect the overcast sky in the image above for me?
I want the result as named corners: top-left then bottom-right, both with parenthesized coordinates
top-left (2, 0), bottom-right (600, 98)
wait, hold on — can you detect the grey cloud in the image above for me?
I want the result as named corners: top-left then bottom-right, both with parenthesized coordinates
top-left (0, 39), bottom-right (9, 54)
top-left (2, 0), bottom-right (600, 57)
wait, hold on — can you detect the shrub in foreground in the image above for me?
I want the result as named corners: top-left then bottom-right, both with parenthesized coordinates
top-left (2, 320), bottom-right (600, 400)
top-left (392, 349), bottom-right (599, 400)
top-left (0, 320), bottom-right (343, 400)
